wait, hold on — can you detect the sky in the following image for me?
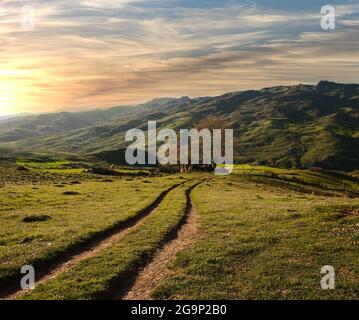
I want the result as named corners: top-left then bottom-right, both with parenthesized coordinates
top-left (0, 0), bottom-right (358, 115)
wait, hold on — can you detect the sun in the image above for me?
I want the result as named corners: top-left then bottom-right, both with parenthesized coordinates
top-left (0, 80), bottom-right (29, 116)
top-left (0, 67), bottom-right (44, 115)
top-left (0, 88), bottom-right (19, 115)
top-left (0, 67), bottom-right (52, 115)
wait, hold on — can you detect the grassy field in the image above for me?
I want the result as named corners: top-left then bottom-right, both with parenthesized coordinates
top-left (16, 160), bottom-right (72, 169)
top-left (233, 164), bottom-right (359, 196)
top-left (153, 175), bottom-right (359, 300)
top-left (0, 162), bottom-right (358, 300)
top-left (15, 159), bottom-right (151, 175)
top-left (23, 180), bottom-right (200, 299)
top-left (0, 169), bottom-right (182, 290)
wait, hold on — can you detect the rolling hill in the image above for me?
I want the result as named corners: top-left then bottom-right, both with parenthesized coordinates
top-left (0, 81), bottom-right (358, 170)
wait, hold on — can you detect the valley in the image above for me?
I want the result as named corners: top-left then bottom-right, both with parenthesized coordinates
top-left (1, 81), bottom-right (358, 170)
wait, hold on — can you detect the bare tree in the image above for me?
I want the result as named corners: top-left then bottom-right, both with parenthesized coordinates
top-left (196, 115), bottom-right (227, 132)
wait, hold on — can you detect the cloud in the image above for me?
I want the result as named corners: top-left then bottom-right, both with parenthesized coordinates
top-left (0, 0), bottom-right (358, 114)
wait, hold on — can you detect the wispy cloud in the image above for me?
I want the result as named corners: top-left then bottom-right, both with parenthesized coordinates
top-left (0, 0), bottom-right (358, 114)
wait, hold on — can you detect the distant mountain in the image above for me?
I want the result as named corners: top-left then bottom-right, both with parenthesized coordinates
top-left (0, 81), bottom-right (358, 170)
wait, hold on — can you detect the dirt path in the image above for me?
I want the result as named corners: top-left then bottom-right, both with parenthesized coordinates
top-left (2, 182), bottom-right (185, 300)
top-left (119, 185), bottom-right (200, 300)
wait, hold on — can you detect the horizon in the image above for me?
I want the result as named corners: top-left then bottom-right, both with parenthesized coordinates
top-left (1, 79), bottom-right (350, 117)
top-left (1, 1), bottom-right (359, 116)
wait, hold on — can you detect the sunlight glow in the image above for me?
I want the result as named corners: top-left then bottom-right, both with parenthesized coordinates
top-left (0, 69), bottom-right (49, 115)
top-left (0, 82), bottom-right (24, 115)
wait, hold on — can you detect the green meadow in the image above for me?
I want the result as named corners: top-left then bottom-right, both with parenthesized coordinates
top-left (0, 161), bottom-right (358, 299)
top-left (154, 174), bottom-right (359, 300)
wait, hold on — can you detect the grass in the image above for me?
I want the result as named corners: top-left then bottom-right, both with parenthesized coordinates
top-left (15, 160), bottom-right (151, 175)
top-left (233, 164), bottom-right (359, 196)
top-left (152, 175), bottom-right (359, 300)
top-left (23, 180), bottom-right (199, 300)
top-left (1, 162), bottom-right (358, 300)
top-left (0, 165), bottom-right (97, 186)
top-left (0, 174), bottom-right (181, 290)
top-left (16, 160), bottom-right (71, 169)
top-left (38, 168), bottom-right (85, 174)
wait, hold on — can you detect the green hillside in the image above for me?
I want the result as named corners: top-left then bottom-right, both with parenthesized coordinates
top-left (0, 81), bottom-right (358, 170)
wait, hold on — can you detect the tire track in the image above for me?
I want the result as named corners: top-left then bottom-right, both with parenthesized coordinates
top-left (1, 182), bottom-right (186, 300)
top-left (115, 181), bottom-right (203, 300)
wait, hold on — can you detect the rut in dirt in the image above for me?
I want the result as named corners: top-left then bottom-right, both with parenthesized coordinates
top-left (1, 182), bottom-right (186, 300)
top-left (113, 181), bottom-right (202, 300)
